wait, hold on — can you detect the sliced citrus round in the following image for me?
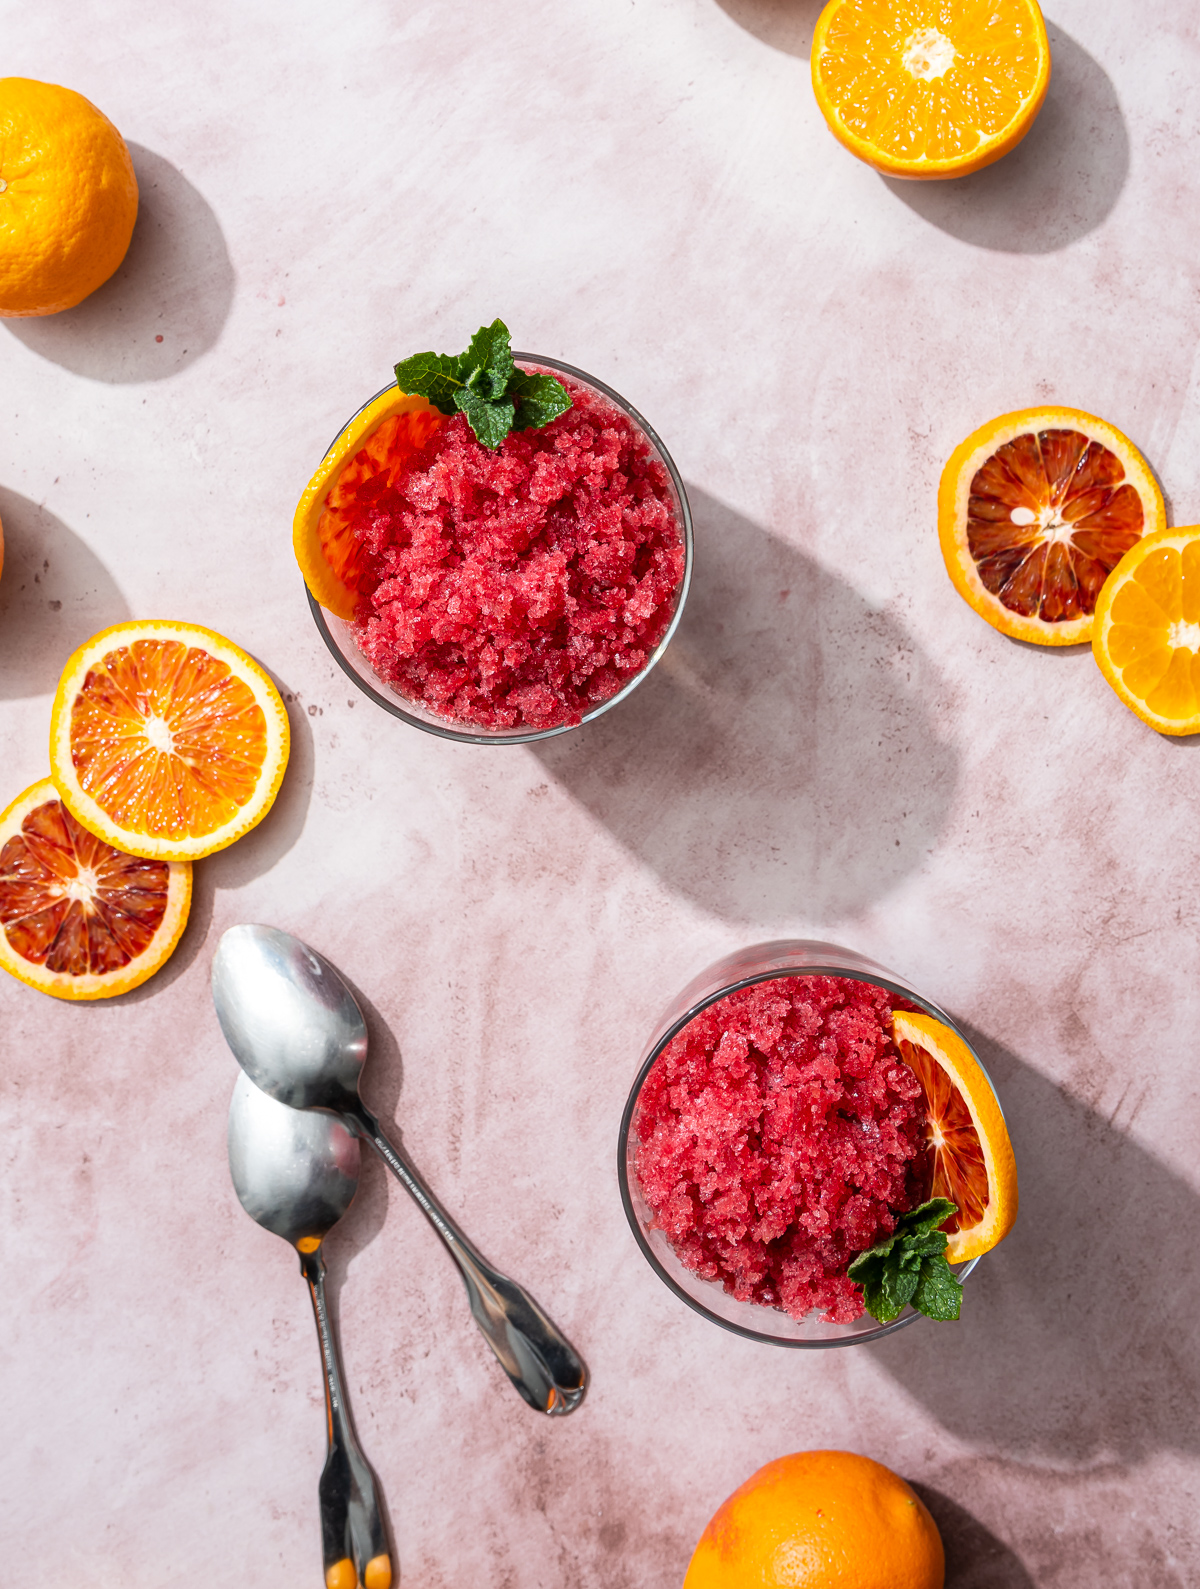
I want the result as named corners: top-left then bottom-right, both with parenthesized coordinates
top-left (49, 620), bottom-right (290, 862)
top-left (1092, 525), bottom-right (1200, 735)
top-left (0, 778), bottom-right (190, 1000)
top-left (811, 0), bottom-right (1051, 180)
top-left (294, 385), bottom-right (445, 619)
top-left (939, 407), bottom-right (1165, 645)
top-left (892, 1010), bottom-right (1017, 1263)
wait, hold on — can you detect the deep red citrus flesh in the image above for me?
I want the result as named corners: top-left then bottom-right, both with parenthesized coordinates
top-left (896, 1035), bottom-right (988, 1232)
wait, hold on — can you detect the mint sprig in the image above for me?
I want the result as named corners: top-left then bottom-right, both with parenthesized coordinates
top-left (847, 1198), bottom-right (963, 1323)
top-left (394, 319), bottom-right (572, 449)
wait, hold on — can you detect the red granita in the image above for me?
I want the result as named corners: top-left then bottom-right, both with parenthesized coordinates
top-left (634, 976), bottom-right (930, 1324)
top-left (342, 369), bottom-right (686, 731)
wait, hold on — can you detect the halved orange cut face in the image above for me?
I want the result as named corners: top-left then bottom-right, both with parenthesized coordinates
top-left (1093, 526), bottom-right (1200, 735)
top-left (939, 407), bottom-right (1165, 645)
top-left (294, 385), bottom-right (445, 619)
top-left (0, 778), bottom-right (191, 1000)
top-left (892, 1010), bottom-right (1018, 1263)
top-left (50, 620), bottom-right (290, 861)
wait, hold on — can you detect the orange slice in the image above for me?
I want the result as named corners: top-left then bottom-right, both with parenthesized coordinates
top-left (49, 620), bottom-right (290, 861)
top-left (811, 0), bottom-right (1051, 180)
top-left (892, 1010), bottom-right (1017, 1263)
top-left (939, 407), bottom-right (1165, 645)
top-left (1092, 525), bottom-right (1200, 735)
top-left (0, 778), bottom-right (190, 999)
top-left (294, 385), bottom-right (445, 619)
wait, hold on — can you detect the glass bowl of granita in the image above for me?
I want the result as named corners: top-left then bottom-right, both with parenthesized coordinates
top-left (305, 354), bottom-right (693, 745)
top-left (618, 941), bottom-right (995, 1348)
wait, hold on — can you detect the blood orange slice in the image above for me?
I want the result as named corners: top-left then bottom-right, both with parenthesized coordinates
top-left (49, 620), bottom-right (290, 862)
top-left (294, 385), bottom-right (445, 619)
top-left (939, 407), bottom-right (1165, 645)
top-left (892, 1010), bottom-right (1017, 1263)
top-left (0, 778), bottom-right (190, 1000)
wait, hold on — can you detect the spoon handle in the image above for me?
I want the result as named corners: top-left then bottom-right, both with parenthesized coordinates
top-left (349, 1104), bottom-right (588, 1416)
top-left (300, 1246), bottom-right (393, 1589)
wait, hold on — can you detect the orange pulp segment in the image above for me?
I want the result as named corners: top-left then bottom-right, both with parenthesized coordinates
top-left (1093, 526), bottom-right (1200, 735)
top-left (938, 407), bottom-right (1165, 645)
top-left (811, 0), bottom-right (1051, 179)
top-left (0, 778), bottom-right (191, 999)
top-left (50, 620), bottom-right (290, 861)
top-left (294, 385), bottom-right (445, 619)
top-left (892, 1010), bottom-right (1017, 1263)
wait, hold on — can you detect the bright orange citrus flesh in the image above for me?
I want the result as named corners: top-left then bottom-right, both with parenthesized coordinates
top-left (0, 778), bottom-right (191, 1000)
top-left (811, 0), bottom-right (1050, 180)
top-left (683, 1450), bottom-right (944, 1589)
top-left (1093, 526), bottom-right (1200, 735)
top-left (50, 621), bottom-right (290, 862)
top-left (938, 407), bottom-right (1165, 645)
top-left (892, 1011), bottom-right (1017, 1264)
top-left (294, 386), bottom-right (444, 619)
top-left (0, 77), bottom-right (139, 317)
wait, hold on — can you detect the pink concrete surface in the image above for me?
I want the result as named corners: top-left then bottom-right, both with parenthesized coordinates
top-left (1, 2), bottom-right (1199, 1583)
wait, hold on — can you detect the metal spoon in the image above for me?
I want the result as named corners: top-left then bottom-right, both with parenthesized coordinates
top-left (228, 1071), bottom-right (393, 1589)
top-left (212, 923), bottom-right (588, 1416)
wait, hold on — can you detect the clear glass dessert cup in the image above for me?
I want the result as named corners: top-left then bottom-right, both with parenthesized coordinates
top-left (617, 940), bottom-right (995, 1349)
top-left (306, 353), bottom-right (694, 746)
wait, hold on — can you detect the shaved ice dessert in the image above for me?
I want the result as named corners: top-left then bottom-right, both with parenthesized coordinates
top-left (633, 975), bottom-right (931, 1324)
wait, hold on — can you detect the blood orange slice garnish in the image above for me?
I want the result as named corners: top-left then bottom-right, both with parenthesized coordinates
top-left (294, 385), bottom-right (445, 619)
top-left (0, 778), bottom-right (191, 1000)
top-left (938, 407), bottom-right (1165, 645)
top-left (49, 620), bottom-right (290, 862)
top-left (892, 1010), bottom-right (1018, 1263)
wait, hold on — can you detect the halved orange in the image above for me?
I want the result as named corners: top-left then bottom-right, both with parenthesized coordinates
top-left (0, 778), bottom-right (190, 999)
top-left (939, 407), bottom-right (1165, 645)
top-left (811, 0), bottom-right (1051, 180)
top-left (294, 385), bottom-right (445, 619)
top-left (49, 620), bottom-right (290, 861)
top-left (892, 1010), bottom-right (1017, 1263)
top-left (1093, 526), bottom-right (1200, 735)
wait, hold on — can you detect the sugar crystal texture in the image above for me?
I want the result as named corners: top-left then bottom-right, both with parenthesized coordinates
top-left (634, 977), bottom-right (929, 1324)
top-left (348, 370), bottom-right (686, 730)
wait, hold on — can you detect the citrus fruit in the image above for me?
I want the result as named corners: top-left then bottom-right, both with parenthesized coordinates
top-left (0, 77), bottom-right (138, 317)
top-left (0, 777), bottom-right (190, 1000)
top-left (683, 1450), bottom-right (944, 1589)
top-left (892, 1011), bottom-right (1017, 1263)
top-left (1092, 525), bottom-right (1200, 735)
top-left (49, 620), bottom-right (290, 862)
top-left (811, 0), bottom-right (1051, 180)
top-left (294, 385), bottom-right (444, 619)
top-left (938, 407), bottom-right (1165, 645)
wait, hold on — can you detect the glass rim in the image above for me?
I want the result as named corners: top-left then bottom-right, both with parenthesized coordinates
top-left (306, 352), bottom-right (694, 746)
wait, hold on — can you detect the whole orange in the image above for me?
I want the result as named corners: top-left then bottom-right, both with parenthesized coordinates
top-left (683, 1451), bottom-right (944, 1589)
top-left (0, 77), bottom-right (138, 317)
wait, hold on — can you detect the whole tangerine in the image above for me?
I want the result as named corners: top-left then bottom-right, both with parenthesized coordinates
top-left (0, 77), bottom-right (138, 317)
top-left (683, 1450), bottom-right (944, 1589)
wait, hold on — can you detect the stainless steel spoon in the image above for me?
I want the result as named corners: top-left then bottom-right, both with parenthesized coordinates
top-left (212, 923), bottom-right (588, 1416)
top-left (228, 1071), bottom-right (393, 1589)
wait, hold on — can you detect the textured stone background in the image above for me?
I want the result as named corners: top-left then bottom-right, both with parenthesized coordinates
top-left (2, 2), bottom-right (1198, 1584)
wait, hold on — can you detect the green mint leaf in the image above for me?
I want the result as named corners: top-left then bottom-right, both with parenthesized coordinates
top-left (393, 350), bottom-right (466, 414)
top-left (913, 1254), bottom-right (963, 1321)
top-left (459, 319), bottom-right (514, 402)
top-left (455, 387), bottom-right (515, 450)
top-left (900, 1198), bottom-right (959, 1240)
top-left (510, 368), bottom-right (573, 431)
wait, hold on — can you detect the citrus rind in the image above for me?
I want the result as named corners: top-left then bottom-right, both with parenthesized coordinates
top-left (1093, 525), bottom-right (1200, 736)
top-left (892, 1010), bottom-right (1018, 1264)
top-left (0, 777), bottom-right (192, 1000)
top-left (938, 406), bottom-right (1165, 646)
top-left (49, 620), bottom-right (290, 862)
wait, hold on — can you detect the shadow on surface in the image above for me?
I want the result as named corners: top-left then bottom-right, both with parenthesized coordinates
top-left (0, 487), bottom-right (129, 699)
top-left (911, 1485), bottom-right (1035, 1589)
top-left (870, 1022), bottom-right (1200, 1462)
top-left (711, 0), bottom-right (821, 55)
top-left (532, 487), bottom-right (957, 924)
top-left (5, 144), bottom-right (235, 381)
top-left (883, 24), bottom-right (1129, 253)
